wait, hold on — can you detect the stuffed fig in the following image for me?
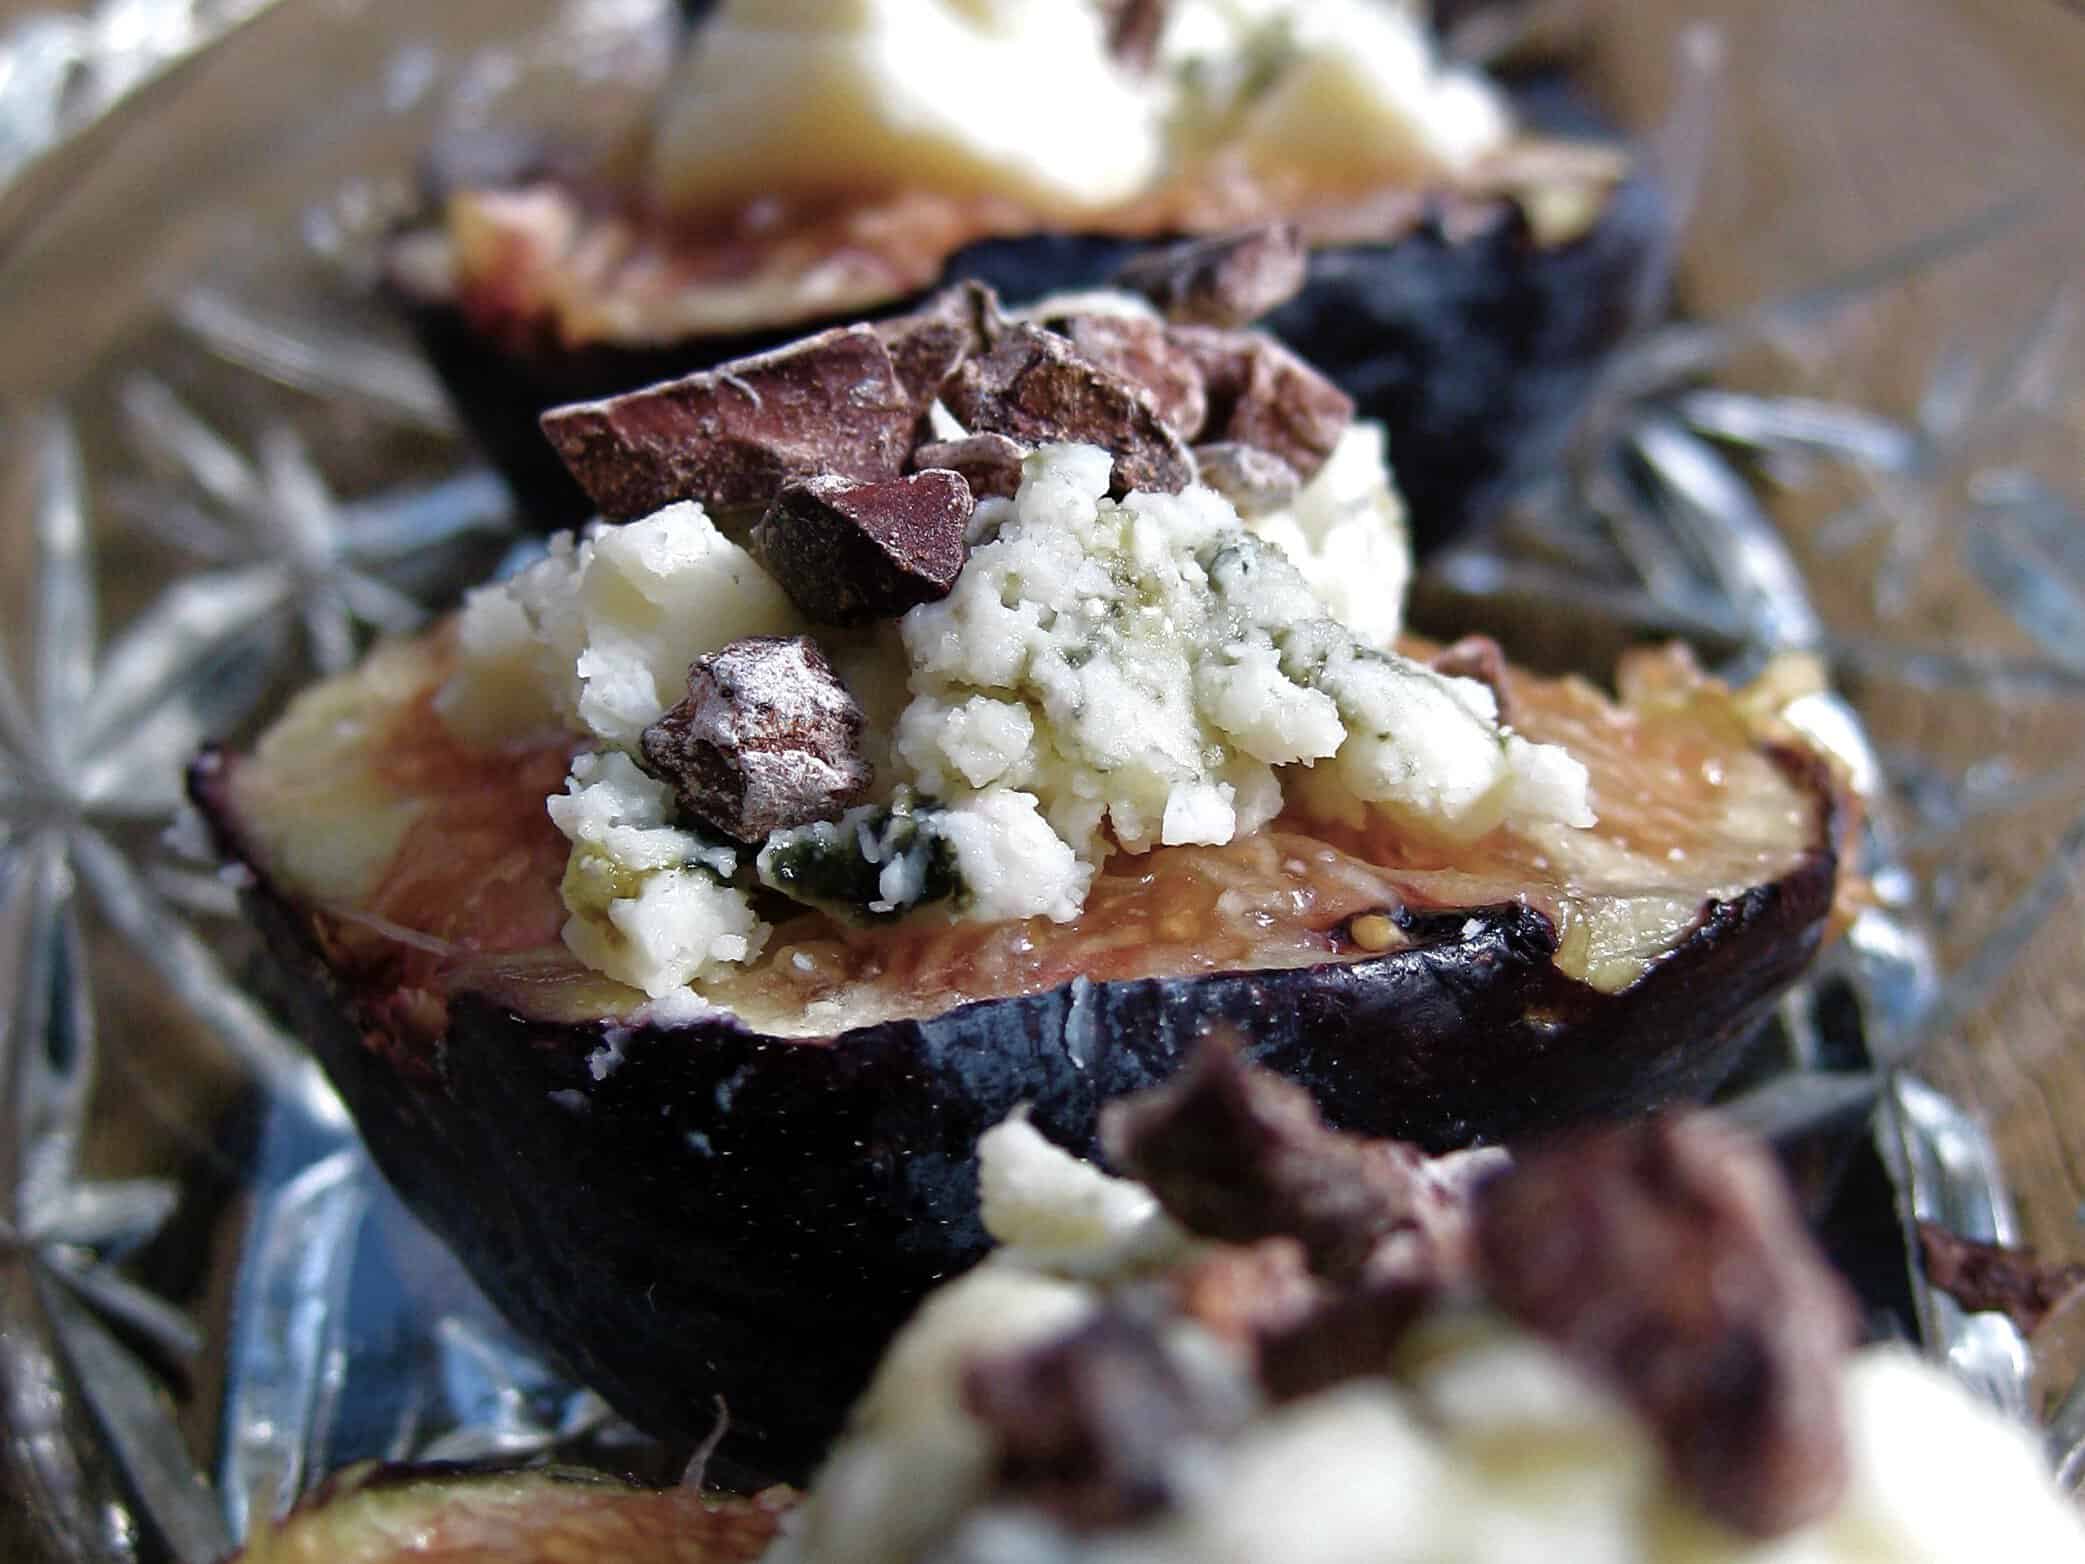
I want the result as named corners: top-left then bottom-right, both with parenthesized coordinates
top-left (192, 295), bottom-right (1846, 1474)
top-left (387, 0), bottom-right (1659, 547)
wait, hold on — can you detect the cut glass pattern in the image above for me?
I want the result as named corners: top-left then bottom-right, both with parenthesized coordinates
top-left (0, 2), bottom-right (2081, 1560)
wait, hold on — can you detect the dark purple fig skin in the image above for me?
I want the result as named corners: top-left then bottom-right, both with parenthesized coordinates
top-left (190, 743), bottom-right (1835, 1482)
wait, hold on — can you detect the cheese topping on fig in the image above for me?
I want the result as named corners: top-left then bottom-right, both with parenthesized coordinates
top-left (441, 430), bottom-right (1587, 999)
top-left (645, 0), bottom-right (1510, 223)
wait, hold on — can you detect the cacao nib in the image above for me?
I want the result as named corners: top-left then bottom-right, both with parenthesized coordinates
top-left (1475, 1115), bottom-right (1858, 1540)
top-left (1254, 1279), bottom-right (1435, 1405)
top-left (639, 635), bottom-right (871, 842)
top-left (1056, 313), bottom-right (1209, 437)
top-left (1917, 1222), bottom-right (2085, 1336)
top-left (1100, 1040), bottom-right (1468, 1286)
top-left (962, 1309), bottom-right (1239, 1529)
top-left (911, 431), bottom-right (1029, 500)
top-left (941, 323), bottom-right (1195, 498)
top-left (1116, 225), bottom-right (1310, 328)
top-left (875, 281), bottom-right (1003, 411)
top-left (540, 326), bottom-right (915, 520)
top-left (1191, 442), bottom-right (1302, 516)
top-left (1430, 635), bottom-right (1513, 722)
top-left (752, 470), bottom-right (974, 626)
top-left (1169, 326), bottom-right (1354, 484)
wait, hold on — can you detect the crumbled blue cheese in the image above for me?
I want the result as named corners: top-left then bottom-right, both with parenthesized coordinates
top-left (1164, 0), bottom-right (1512, 184)
top-left (546, 751), bottom-right (766, 997)
top-left (438, 500), bottom-right (802, 751)
top-left (440, 430), bottom-right (1580, 993)
top-left (1249, 421), bottom-right (1411, 649)
top-left (895, 442), bottom-right (1590, 868)
top-left (759, 791), bottom-right (1092, 925)
top-left (645, 0), bottom-right (1510, 221)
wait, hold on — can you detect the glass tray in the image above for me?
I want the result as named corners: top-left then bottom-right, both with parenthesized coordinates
top-left (1, 2), bottom-right (2082, 1558)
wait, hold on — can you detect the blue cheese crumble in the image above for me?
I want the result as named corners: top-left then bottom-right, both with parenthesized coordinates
top-left (896, 442), bottom-right (1591, 867)
top-left (440, 432), bottom-right (1589, 1000)
top-left (547, 750), bottom-right (763, 997)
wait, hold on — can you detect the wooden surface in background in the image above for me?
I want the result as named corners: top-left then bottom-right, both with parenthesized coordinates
top-left (1587, 0), bottom-right (2085, 1405)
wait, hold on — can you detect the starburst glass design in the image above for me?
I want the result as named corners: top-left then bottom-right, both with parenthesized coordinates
top-left (0, 0), bottom-right (292, 191)
top-left (0, 413), bottom-right (332, 1117)
top-left (113, 374), bottom-right (509, 675)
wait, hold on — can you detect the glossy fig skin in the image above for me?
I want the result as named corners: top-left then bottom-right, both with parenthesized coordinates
top-left (391, 169), bottom-right (1663, 550)
top-left (192, 743), bottom-right (1834, 1482)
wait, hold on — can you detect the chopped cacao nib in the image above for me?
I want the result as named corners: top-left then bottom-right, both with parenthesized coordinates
top-left (1430, 635), bottom-right (1513, 723)
top-left (1100, 1040), bottom-right (1471, 1287)
top-left (1168, 326), bottom-right (1354, 485)
top-left (1191, 442), bottom-right (1301, 517)
top-left (874, 281), bottom-right (1004, 411)
top-left (1917, 1222), bottom-right (2085, 1336)
top-left (1055, 313), bottom-right (1209, 437)
top-left (1255, 1279), bottom-right (1435, 1405)
top-left (1475, 1115), bottom-right (1858, 1540)
top-left (540, 326), bottom-right (914, 520)
top-left (941, 323), bottom-right (1195, 498)
top-left (752, 470), bottom-right (974, 626)
top-left (1115, 225), bottom-right (1310, 328)
top-left (639, 635), bottom-right (871, 842)
top-left (962, 1309), bottom-right (1242, 1530)
top-left (911, 431), bottom-right (1029, 500)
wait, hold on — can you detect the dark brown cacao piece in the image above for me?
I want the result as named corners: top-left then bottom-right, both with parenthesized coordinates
top-left (1101, 1040), bottom-right (1469, 1286)
top-left (639, 635), bottom-right (870, 842)
top-left (941, 323), bottom-right (1195, 498)
top-left (1168, 326), bottom-right (1354, 484)
top-left (911, 431), bottom-right (1029, 500)
top-left (541, 326), bottom-right (915, 520)
top-left (1056, 313), bottom-right (1209, 437)
top-left (752, 470), bottom-right (974, 626)
top-left (1475, 1114), bottom-right (1858, 1540)
top-left (1917, 1222), bottom-right (2085, 1336)
top-left (874, 280), bottom-right (1004, 411)
top-left (961, 1309), bottom-right (1239, 1530)
top-left (1115, 225), bottom-right (1310, 328)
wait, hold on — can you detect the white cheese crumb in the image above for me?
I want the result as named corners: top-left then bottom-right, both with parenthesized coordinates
top-left (1247, 422), bottom-right (1412, 650)
top-left (547, 751), bottom-right (767, 997)
top-left (976, 1111), bottom-right (1163, 1254)
top-left (647, 0), bottom-right (1163, 220)
top-left (935, 791), bottom-right (1095, 922)
top-left (439, 501), bottom-right (802, 753)
top-left (645, 1), bottom-right (1513, 224)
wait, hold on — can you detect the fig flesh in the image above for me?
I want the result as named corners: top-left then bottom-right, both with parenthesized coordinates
top-left (229, 1464), bottom-right (790, 1564)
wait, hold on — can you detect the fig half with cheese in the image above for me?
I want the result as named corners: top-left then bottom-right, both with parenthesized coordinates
top-left (192, 294), bottom-right (1845, 1480)
top-left (389, 0), bottom-right (1659, 547)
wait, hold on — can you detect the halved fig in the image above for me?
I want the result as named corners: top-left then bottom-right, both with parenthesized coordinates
top-left (230, 1463), bottom-right (792, 1563)
top-left (386, 7), bottom-right (1660, 548)
top-left (191, 629), bottom-right (1845, 1479)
